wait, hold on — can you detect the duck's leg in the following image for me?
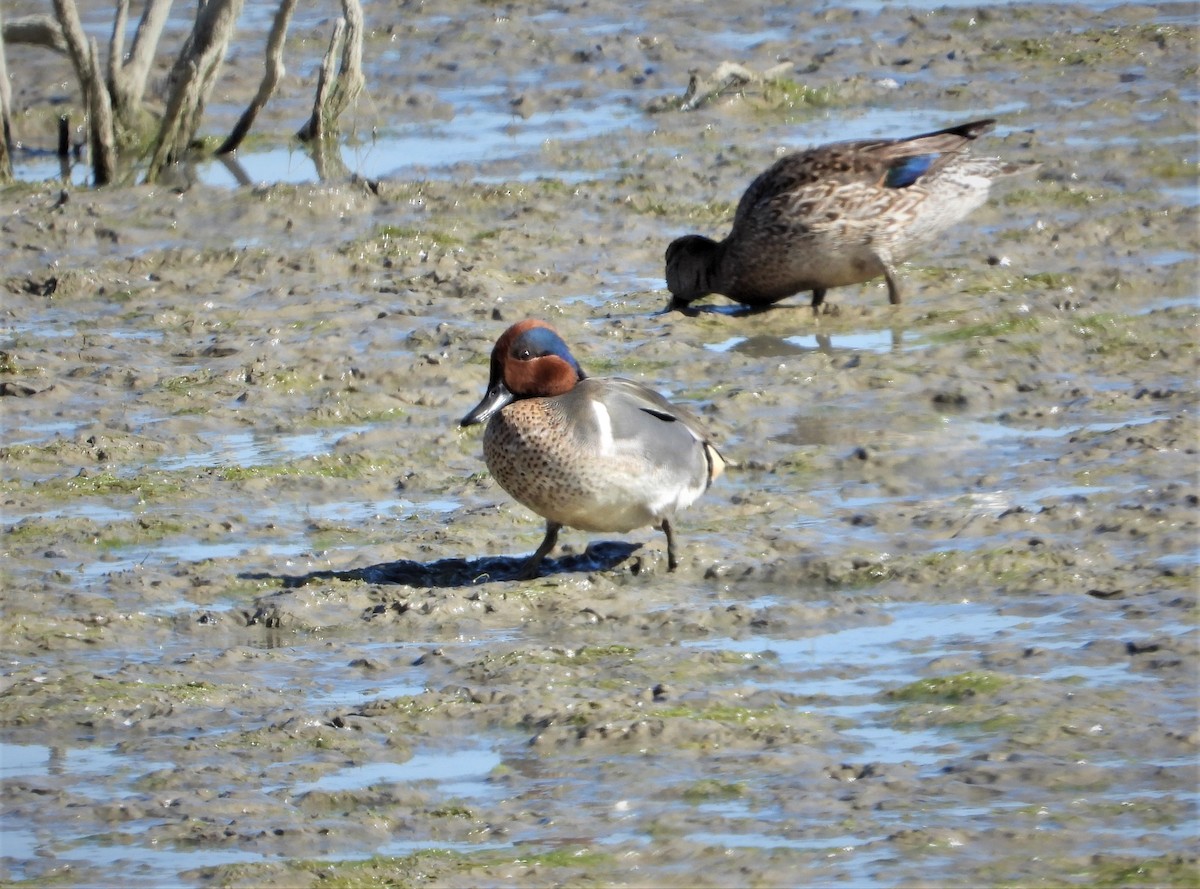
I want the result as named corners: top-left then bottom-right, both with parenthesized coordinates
top-left (517, 521), bottom-right (561, 579)
top-left (660, 518), bottom-right (679, 571)
top-left (883, 264), bottom-right (902, 305)
top-left (810, 288), bottom-right (827, 316)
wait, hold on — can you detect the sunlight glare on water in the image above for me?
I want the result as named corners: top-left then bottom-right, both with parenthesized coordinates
top-left (293, 746), bottom-right (504, 798)
top-left (704, 330), bottom-right (907, 355)
top-left (686, 602), bottom-right (1073, 766)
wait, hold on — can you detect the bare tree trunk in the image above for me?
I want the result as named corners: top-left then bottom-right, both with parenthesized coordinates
top-left (108, 0), bottom-right (128, 91)
top-left (333, 0), bottom-right (365, 122)
top-left (0, 9), bottom-right (12, 184)
top-left (108, 0), bottom-right (173, 129)
top-left (299, 18), bottom-right (343, 145)
top-left (52, 0), bottom-right (118, 185)
top-left (52, 1), bottom-right (93, 114)
top-left (18, 0), bottom-right (371, 188)
top-left (297, 0), bottom-right (364, 143)
top-left (218, 0), bottom-right (296, 154)
top-left (145, 0), bottom-right (243, 182)
top-left (86, 37), bottom-right (118, 184)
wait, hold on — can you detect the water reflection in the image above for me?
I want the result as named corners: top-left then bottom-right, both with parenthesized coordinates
top-left (154, 427), bottom-right (375, 471)
top-left (704, 329), bottom-right (912, 356)
top-left (293, 746), bottom-right (503, 797)
top-left (0, 742), bottom-right (175, 800)
top-left (685, 602), bottom-right (1076, 770)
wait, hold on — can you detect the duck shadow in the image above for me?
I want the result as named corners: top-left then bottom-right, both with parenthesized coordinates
top-left (241, 541), bottom-right (643, 589)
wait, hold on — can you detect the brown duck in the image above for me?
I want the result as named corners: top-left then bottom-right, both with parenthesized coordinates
top-left (665, 119), bottom-right (1034, 313)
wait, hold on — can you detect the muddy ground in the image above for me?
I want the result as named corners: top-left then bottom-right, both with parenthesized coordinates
top-left (1, 0), bottom-right (1197, 886)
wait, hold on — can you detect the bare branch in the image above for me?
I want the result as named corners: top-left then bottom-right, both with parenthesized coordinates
top-left (110, 0), bottom-right (173, 122)
top-left (0, 9), bottom-right (12, 183)
top-left (218, 0), bottom-right (296, 154)
top-left (3, 14), bottom-right (68, 53)
top-left (51, 0), bottom-right (92, 87)
top-left (108, 0), bottom-right (128, 93)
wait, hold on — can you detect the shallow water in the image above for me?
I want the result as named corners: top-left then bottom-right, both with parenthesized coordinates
top-left (294, 747), bottom-right (505, 796)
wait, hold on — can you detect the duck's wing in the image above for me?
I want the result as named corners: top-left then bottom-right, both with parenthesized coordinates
top-left (732, 119), bottom-right (997, 228)
top-left (580, 378), bottom-right (725, 484)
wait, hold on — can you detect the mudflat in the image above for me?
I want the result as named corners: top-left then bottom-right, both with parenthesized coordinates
top-left (1, 1), bottom-right (1196, 886)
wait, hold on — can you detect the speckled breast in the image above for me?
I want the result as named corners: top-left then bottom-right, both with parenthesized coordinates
top-left (482, 399), bottom-right (606, 529)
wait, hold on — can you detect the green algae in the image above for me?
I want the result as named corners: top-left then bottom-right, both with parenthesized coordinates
top-left (192, 844), bottom-right (619, 889)
top-left (887, 672), bottom-right (1010, 703)
top-left (755, 78), bottom-right (847, 118)
top-left (428, 805), bottom-right (474, 818)
top-left (618, 189), bottom-right (737, 225)
top-left (655, 703), bottom-right (789, 728)
top-left (0, 350), bottom-right (26, 375)
top-left (0, 674), bottom-right (226, 728)
top-left (217, 453), bottom-right (409, 482)
top-left (41, 470), bottom-right (187, 500)
top-left (3, 516), bottom-right (93, 544)
top-left (0, 447), bottom-right (411, 511)
top-left (1071, 313), bottom-right (1146, 355)
top-left (1083, 855), bottom-right (1199, 888)
top-left (374, 224), bottom-right (464, 249)
top-left (1145, 152), bottom-right (1196, 182)
top-left (93, 517), bottom-right (189, 549)
top-left (902, 545), bottom-right (1089, 592)
top-left (555, 644), bottom-right (636, 663)
top-left (927, 315), bottom-right (1044, 343)
top-left (1, 453), bottom-right (403, 503)
top-left (979, 854), bottom-right (1200, 889)
top-left (982, 23), bottom-right (1196, 68)
top-left (467, 645), bottom-right (631, 670)
top-left (191, 849), bottom-right (468, 889)
top-left (1002, 183), bottom-right (1106, 210)
top-left (681, 779), bottom-right (747, 803)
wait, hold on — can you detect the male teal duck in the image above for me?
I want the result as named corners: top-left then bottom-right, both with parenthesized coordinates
top-left (461, 320), bottom-right (725, 578)
top-left (665, 118), bottom-right (1033, 313)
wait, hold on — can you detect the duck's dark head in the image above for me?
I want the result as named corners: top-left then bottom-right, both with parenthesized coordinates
top-left (664, 234), bottom-right (720, 311)
top-left (460, 320), bottom-right (586, 426)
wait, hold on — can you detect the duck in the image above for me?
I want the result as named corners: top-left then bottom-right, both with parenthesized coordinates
top-left (665, 118), bottom-right (1034, 314)
top-left (460, 320), bottom-right (725, 579)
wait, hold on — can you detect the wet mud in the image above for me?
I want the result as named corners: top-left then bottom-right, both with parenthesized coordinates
top-left (1, 0), bottom-right (1197, 886)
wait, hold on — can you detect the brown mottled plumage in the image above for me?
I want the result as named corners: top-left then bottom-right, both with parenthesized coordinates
top-left (460, 320), bottom-right (724, 578)
top-left (666, 119), bottom-right (1036, 313)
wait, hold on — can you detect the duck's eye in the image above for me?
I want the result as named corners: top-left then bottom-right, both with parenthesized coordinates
top-left (518, 349), bottom-right (532, 360)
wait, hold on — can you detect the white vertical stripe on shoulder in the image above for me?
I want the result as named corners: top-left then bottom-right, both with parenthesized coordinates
top-left (589, 400), bottom-right (615, 455)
